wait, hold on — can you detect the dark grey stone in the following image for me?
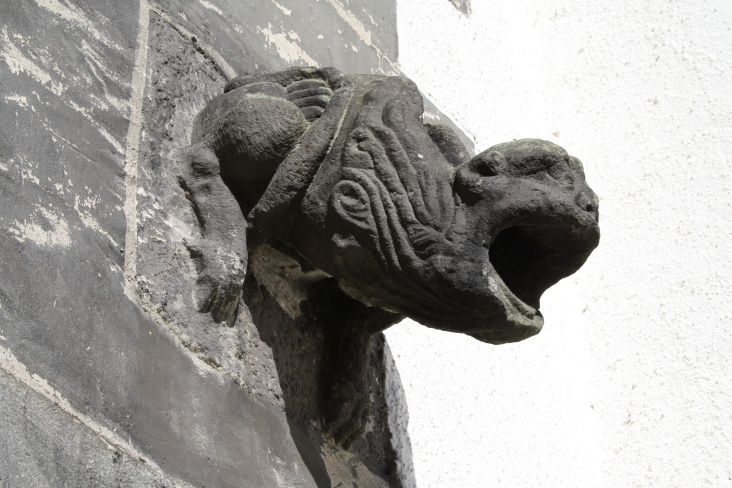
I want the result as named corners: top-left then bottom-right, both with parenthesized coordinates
top-left (179, 66), bottom-right (600, 449)
top-left (0, 369), bottom-right (185, 488)
top-left (1, 0), bottom-right (413, 487)
top-left (134, 15), bottom-right (407, 485)
top-left (2, 0), bottom-right (596, 484)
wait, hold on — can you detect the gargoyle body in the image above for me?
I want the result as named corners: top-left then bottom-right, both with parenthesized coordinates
top-left (179, 67), bottom-right (600, 446)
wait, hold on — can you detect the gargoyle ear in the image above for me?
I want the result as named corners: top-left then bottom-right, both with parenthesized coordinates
top-left (331, 180), bottom-right (376, 233)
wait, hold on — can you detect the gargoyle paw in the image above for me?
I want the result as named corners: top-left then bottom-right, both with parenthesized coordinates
top-left (184, 237), bottom-right (246, 327)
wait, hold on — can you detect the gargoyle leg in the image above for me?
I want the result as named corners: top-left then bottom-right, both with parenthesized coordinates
top-left (306, 279), bottom-right (402, 448)
top-left (177, 143), bottom-right (248, 326)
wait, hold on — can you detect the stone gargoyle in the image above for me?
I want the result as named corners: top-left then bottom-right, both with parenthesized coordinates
top-left (177, 67), bottom-right (600, 447)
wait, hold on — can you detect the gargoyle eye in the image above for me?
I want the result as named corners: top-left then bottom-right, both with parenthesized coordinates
top-left (473, 151), bottom-right (505, 177)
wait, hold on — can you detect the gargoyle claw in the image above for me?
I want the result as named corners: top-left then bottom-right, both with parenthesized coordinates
top-left (184, 237), bottom-right (245, 327)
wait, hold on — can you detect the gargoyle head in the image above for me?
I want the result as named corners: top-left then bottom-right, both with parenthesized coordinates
top-left (245, 72), bottom-right (600, 344)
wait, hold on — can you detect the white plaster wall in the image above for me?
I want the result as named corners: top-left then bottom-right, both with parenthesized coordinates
top-left (386, 1), bottom-right (732, 486)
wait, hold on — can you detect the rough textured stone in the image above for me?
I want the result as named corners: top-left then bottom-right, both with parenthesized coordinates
top-left (178, 65), bottom-right (599, 453)
top-left (1, 0), bottom-right (415, 487)
top-left (152, 0), bottom-right (399, 76)
top-left (0, 367), bottom-right (185, 488)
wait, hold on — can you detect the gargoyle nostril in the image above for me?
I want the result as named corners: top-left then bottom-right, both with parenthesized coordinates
top-left (576, 190), bottom-right (599, 213)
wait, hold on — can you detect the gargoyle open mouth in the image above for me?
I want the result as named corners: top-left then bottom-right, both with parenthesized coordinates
top-left (469, 218), bottom-right (599, 344)
top-left (490, 224), bottom-right (562, 311)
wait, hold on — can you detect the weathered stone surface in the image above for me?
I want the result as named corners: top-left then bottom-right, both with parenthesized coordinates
top-left (178, 65), bottom-right (599, 455)
top-left (0, 368), bottom-right (185, 488)
top-left (152, 0), bottom-right (399, 76)
top-left (1, 0), bottom-right (413, 487)
top-left (134, 15), bottom-right (408, 485)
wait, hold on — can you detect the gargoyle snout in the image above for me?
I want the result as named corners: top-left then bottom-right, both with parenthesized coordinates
top-left (576, 188), bottom-right (599, 218)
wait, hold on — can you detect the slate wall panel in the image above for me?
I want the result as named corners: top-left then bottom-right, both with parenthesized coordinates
top-left (0, 1), bottom-right (412, 486)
